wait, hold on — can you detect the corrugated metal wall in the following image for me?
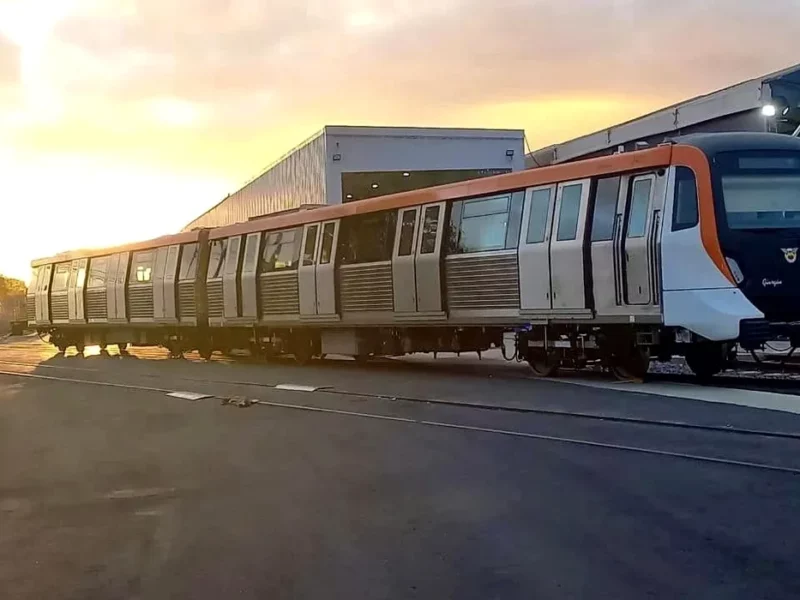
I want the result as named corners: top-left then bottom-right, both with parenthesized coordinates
top-left (184, 132), bottom-right (327, 230)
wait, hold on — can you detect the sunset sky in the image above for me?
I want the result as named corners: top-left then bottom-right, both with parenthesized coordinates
top-left (1, 0), bottom-right (798, 282)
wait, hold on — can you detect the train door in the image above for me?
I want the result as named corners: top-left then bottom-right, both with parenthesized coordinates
top-left (298, 224), bottom-right (320, 316)
top-left (622, 175), bottom-right (658, 305)
top-left (316, 220), bottom-right (340, 316)
top-left (222, 235), bottom-right (243, 318)
top-left (549, 180), bottom-right (591, 311)
top-left (589, 176), bottom-right (624, 313)
top-left (67, 258), bottom-right (87, 322)
top-left (35, 264), bottom-right (52, 323)
top-left (106, 254), bottom-right (119, 319)
top-left (240, 233), bottom-right (261, 319)
top-left (115, 252), bottom-right (129, 321)
top-left (518, 185), bottom-right (556, 311)
top-left (415, 203), bottom-right (446, 313)
top-left (392, 207), bottom-right (420, 312)
top-left (152, 246), bottom-right (169, 319)
top-left (163, 245), bottom-right (180, 320)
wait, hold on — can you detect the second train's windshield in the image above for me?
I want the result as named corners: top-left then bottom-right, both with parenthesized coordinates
top-left (717, 151), bottom-right (800, 230)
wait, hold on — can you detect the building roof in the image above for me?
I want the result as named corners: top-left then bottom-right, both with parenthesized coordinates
top-left (527, 62), bottom-right (800, 167)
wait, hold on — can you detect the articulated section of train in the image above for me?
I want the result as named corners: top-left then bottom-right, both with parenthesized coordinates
top-left (27, 133), bottom-right (800, 379)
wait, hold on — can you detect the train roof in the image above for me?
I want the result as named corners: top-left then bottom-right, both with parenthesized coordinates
top-left (672, 131), bottom-right (800, 155)
top-left (207, 145), bottom-right (673, 240)
top-left (31, 230), bottom-right (202, 268)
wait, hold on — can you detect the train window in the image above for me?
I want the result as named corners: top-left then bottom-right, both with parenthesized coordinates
top-left (556, 184), bottom-right (583, 241)
top-left (303, 225), bottom-right (319, 266)
top-left (179, 243), bottom-right (199, 280)
top-left (131, 251), bottom-right (154, 282)
top-left (627, 179), bottom-right (652, 238)
top-left (52, 263), bottom-right (70, 291)
top-left (398, 210), bottom-right (417, 257)
top-left (420, 206), bottom-right (441, 254)
top-left (590, 177), bottom-right (620, 242)
top-left (87, 257), bottom-right (108, 288)
top-left (319, 222), bottom-right (336, 265)
top-left (29, 267), bottom-right (39, 293)
top-left (262, 228), bottom-right (300, 272)
top-left (449, 193), bottom-right (523, 254)
top-left (339, 210), bottom-right (397, 264)
top-left (526, 188), bottom-right (553, 244)
top-left (207, 240), bottom-right (227, 279)
top-left (224, 237), bottom-right (241, 276)
top-left (672, 167), bottom-right (699, 231)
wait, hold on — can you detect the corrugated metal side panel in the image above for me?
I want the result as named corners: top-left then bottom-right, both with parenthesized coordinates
top-left (207, 280), bottom-right (224, 318)
top-left (26, 300), bottom-right (35, 323)
top-left (259, 272), bottom-right (299, 315)
top-left (86, 288), bottom-right (108, 320)
top-left (339, 262), bottom-right (393, 313)
top-left (51, 294), bottom-right (69, 321)
top-left (183, 133), bottom-right (326, 230)
top-left (445, 253), bottom-right (520, 310)
top-left (178, 281), bottom-right (196, 318)
top-left (129, 286), bottom-right (154, 319)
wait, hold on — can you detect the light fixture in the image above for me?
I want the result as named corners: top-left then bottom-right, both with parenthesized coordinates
top-left (346, 194), bottom-right (353, 199)
top-left (402, 172), bottom-right (410, 177)
top-left (762, 104), bottom-right (777, 117)
top-left (371, 183), bottom-right (379, 189)
top-left (333, 153), bottom-right (342, 161)
top-left (505, 149), bottom-right (515, 158)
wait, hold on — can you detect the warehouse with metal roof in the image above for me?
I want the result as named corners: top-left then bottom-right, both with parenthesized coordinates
top-left (183, 126), bottom-right (524, 231)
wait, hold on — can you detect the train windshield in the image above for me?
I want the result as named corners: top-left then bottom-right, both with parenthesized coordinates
top-left (717, 151), bottom-right (800, 230)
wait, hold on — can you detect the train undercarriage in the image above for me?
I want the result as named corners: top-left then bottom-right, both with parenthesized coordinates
top-left (38, 321), bottom-right (763, 382)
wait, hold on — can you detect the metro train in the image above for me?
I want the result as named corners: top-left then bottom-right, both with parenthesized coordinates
top-left (27, 132), bottom-right (800, 379)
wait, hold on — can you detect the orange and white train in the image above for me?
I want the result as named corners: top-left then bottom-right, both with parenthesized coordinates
top-left (27, 132), bottom-right (800, 379)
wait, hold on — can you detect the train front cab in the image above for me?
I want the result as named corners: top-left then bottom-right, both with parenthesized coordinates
top-left (661, 133), bottom-right (800, 376)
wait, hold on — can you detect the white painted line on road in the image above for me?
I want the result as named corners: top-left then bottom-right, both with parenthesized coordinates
top-left (167, 391), bottom-right (212, 401)
top-left (556, 378), bottom-right (800, 415)
top-left (275, 384), bottom-right (321, 392)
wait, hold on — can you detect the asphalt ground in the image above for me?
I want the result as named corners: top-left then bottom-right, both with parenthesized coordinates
top-left (2, 337), bottom-right (800, 599)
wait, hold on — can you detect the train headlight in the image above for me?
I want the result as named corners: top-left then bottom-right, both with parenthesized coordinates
top-left (726, 257), bottom-right (745, 284)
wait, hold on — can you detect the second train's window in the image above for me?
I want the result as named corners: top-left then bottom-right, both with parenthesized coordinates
top-left (319, 222), bottom-right (336, 265)
top-left (590, 177), bottom-right (621, 242)
top-left (303, 225), bottom-right (319, 266)
top-left (338, 210), bottom-right (397, 264)
top-left (398, 210), bottom-right (417, 257)
top-left (449, 192), bottom-right (523, 254)
top-left (262, 228), bottom-right (300, 272)
top-left (627, 179), bottom-right (652, 238)
top-left (526, 188), bottom-right (552, 244)
top-left (420, 206), bottom-right (441, 254)
top-left (179, 243), bottom-right (199, 280)
top-left (52, 263), bottom-right (70, 291)
top-left (88, 257), bottom-right (108, 288)
top-left (207, 240), bottom-right (227, 279)
top-left (556, 184), bottom-right (583, 241)
top-left (132, 251), bottom-right (154, 282)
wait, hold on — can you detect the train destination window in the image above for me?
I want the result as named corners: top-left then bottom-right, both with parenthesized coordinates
top-left (262, 228), bottom-right (300, 272)
top-left (398, 210), bottom-right (417, 257)
top-left (339, 211), bottom-right (397, 264)
top-left (87, 257), bottom-right (108, 288)
top-left (672, 167), bottom-right (699, 231)
top-left (420, 206), bottom-right (441, 254)
top-left (526, 188), bottom-right (552, 244)
top-left (590, 177), bottom-right (621, 242)
top-left (556, 184), bottom-right (583, 241)
top-left (627, 179), bottom-right (652, 238)
top-left (319, 222), bottom-right (336, 265)
top-left (448, 192), bottom-right (523, 254)
top-left (303, 225), bottom-right (319, 266)
top-left (207, 240), bottom-right (227, 279)
top-left (132, 251), bottom-right (154, 283)
top-left (179, 243), bottom-right (199, 280)
top-left (52, 263), bottom-right (70, 291)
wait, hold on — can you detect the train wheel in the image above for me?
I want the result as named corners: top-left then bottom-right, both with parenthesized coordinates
top-left (199, 345), bottom-right (213, 360)
top-left (526, 349), bottom-right (559, 377)
top-left (56, 344), bottom-right (67, 353)
top-left (685, 344), bottom-right (725, 380)
top-left (610, 347), bottom-right (650, 382)
top-left (118, 343), bottom-right (130, 356)
top-left (75, 342), bottom-right (85, 356)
